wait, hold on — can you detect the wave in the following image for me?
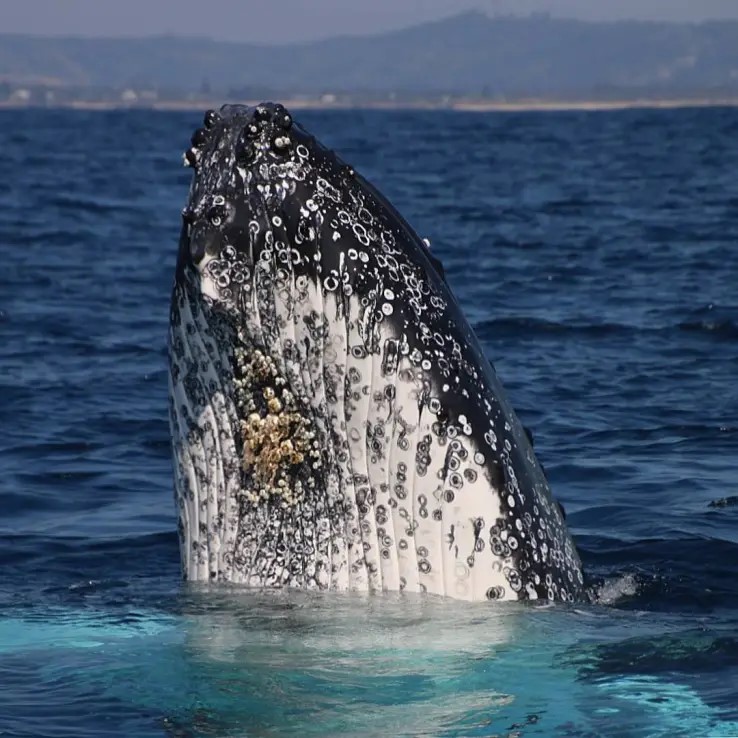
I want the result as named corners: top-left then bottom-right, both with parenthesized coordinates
top-left (475, 309), bottom-right (738, 342)
top-left (678, 304), bottom-right (738, 339)
top-left (474, 315), bottom-right (633, 339)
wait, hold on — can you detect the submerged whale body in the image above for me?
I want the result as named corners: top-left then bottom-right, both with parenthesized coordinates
top-left (168, 102), bottom-right (586, 602)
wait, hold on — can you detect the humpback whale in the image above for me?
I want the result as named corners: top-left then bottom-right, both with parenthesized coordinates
top-left (168, 103), bottom-right (585, 602)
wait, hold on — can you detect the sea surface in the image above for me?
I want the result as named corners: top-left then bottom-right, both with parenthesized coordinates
top-left (0, 106), bottom-right (737, 737)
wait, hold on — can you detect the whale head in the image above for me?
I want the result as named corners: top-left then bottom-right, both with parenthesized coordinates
top-left (169, 103), bottom-right (586, 602)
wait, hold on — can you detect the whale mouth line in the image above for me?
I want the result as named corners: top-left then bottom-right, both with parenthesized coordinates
top-left (168, 101), bottom-right (586, 602)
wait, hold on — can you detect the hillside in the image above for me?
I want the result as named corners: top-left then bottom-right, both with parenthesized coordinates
top-left (2, 12), bottom-right (738, 100)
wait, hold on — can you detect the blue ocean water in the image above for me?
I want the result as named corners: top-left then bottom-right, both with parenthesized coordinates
top-left (0, 105), bottom-right (737, 737)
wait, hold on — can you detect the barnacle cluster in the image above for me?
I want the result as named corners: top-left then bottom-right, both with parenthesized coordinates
top-left (234, 347), bottom-right (322, 507)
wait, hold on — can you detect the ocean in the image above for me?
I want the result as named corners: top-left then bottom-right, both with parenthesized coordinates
top-left (0, 105), bottom-right (736, 737)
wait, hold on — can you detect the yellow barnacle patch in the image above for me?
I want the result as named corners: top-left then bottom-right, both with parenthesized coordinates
top-left (234, 347), bottom-right (321, 507)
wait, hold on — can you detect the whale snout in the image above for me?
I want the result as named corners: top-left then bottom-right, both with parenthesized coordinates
top-left (176, 103), bottom-right (331, 302)
top-left (183, 103), bottom-right (299, 182)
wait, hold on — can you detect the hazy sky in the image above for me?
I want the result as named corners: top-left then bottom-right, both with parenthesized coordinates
top-left (3, 1), bottom-right (738, 43)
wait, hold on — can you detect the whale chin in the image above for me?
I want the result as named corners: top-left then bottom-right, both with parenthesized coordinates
top-left (168, 102), bottom-right (586, 602)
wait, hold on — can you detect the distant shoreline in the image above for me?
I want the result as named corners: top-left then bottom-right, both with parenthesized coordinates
top-left (2, 98), bottom-right (738, 113)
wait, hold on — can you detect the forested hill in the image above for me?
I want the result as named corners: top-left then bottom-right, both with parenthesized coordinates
top-left (3, 11), bottom-right (738, 98)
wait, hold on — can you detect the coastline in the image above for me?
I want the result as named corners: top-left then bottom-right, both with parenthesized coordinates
top-left (2, 97), bottom-right (738, 113)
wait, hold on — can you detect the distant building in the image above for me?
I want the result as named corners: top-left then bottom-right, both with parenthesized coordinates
top-left (10, 88), bottom-right (31, 104)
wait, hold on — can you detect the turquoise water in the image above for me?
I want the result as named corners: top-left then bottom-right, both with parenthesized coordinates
top-left (1, 106), bottom-right (737, 736)
top-left (3, 593), bottom-right (737, 736)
